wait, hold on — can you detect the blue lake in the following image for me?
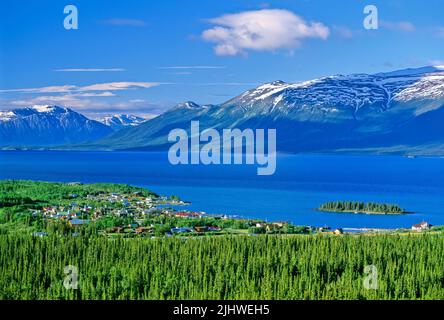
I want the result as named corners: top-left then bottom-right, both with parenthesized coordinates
top-left (0, 150), bottom-right (443, 229)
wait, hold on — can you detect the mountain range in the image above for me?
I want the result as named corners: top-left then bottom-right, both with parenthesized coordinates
top-left (0, 105), bottom-right (112, 147)
top-left (79, 66), bottom-right (444, 155)
top-left (2, 66), bottom-right (444, 155)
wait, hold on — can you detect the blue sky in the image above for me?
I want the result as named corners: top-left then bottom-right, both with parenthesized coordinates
top-left (0, 0), bottom-right (443, 118)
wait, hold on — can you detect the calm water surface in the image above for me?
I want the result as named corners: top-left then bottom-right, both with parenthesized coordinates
top-left (0, 151), bottom-right (443, 229)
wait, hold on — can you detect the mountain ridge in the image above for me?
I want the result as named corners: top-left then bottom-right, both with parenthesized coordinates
top-left (76, 66), bottom-right (444, 154)
top-left (3, 66), bottom-right (444, 155)
top-left (0, 105), bottom-right (113, 147)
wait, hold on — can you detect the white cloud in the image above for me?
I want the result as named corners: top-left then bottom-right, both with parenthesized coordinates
top-left (79, 82), bottom-right (158, 91)
top-left (8, 95), bottom-right (152, 113)
top-left (201, 9), bottom-right (329, 56)
top-left (380, 21), bottom-right (415, 32)
top-left (0, 82), bottom-right (160, 94)
top-left (10, 96), bottom-right (107, 109)
top-left (72, 92), bottom-right (116, 97)
top-left (2, 82), bottom-right (160, 114)
top-left (0, 85), bottom-right (77, 94)
top-left (54, 68), bottom-right (125, 72)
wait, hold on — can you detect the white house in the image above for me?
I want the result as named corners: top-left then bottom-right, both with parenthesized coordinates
top-left (412, 221), bottom-right (432, 231)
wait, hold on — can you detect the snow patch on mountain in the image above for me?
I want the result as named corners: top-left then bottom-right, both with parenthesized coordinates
top-left (222, 66), bottom-right (444, 121)
top-left (0, 111), bottom-right (16, 122)
top-left (177, 101), bottom-right (201, 109)
top-left (97, 114), bottom-right (146, 130)
top-left (31, 105), bottom-right (58, 113)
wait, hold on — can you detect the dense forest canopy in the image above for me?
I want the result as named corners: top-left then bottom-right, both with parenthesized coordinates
top-left (0, 234), bottom-right (442, 300)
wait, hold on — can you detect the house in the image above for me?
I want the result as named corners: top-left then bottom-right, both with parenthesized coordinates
top-left (412, 221), bottom-right (432, 231)
top-left (272, 222), bottom-right (287, 228)
top-left (333, 228), bottom-right (344, 235)
top-left (43, 207), bottom-right (56, 214)
top-left (136, 227), bottom-right (153, 234)
top-left (194, 226), bottom-right (208, 233)
top-left (171, 227), bottom-right (192, 234)
top-left (208, 226), bottom-right (222, 232)
top-left (68, 219), bottom-right (90, 228)
top-left (175, 212), bottom-right (195, 218)
top-left (82, 205), bottom-right (93, 212)
top-left (318, 226), bottom-right (331, 232)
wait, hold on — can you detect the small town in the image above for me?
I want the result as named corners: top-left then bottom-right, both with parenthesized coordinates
top-left (6, 182), bottom-right (435, 239)
top-left (28, 189), bottom-right (308, 238)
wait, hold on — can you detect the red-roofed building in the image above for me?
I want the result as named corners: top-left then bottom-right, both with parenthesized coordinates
top-left (412, 221), bottom-right (432, 231)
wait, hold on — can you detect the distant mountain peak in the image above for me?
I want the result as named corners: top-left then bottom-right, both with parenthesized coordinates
top-left (29, 105), bottom-right (74, 114)
top-left (269, 80), bottom-right (286, 86)
top-left (0, 105), bottom-right (112, 147)
top-left (31, 105), bottom-right (59, 113)
top-left (97, 114), bottom-right (146, 130)
top-left (176, 101), bottom-right (202, 109)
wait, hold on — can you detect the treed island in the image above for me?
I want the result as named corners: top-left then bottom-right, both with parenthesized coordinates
top-left (0, 180), bottom-right (443, 300)
top-left (318, 201), bottom-right (407, 215)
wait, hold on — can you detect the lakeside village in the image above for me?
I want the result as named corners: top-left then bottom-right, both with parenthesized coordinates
top-left (0, 181), bottom-right (438, 238)
top-left (32, 197), bottom-right (436, 238)
top-left (29, 190), bottom-right (309, 238)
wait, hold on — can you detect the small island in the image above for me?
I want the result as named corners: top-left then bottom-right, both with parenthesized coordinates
top-left (318, 201), bottom-right (407, 215)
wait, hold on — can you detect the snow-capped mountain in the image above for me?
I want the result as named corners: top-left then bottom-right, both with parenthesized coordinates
top-left (221, 65), bottom-right (444, 121)
top-left (0, 105), bottom-right (113, 147)
top-left (97, 114), bottom-right (146, 130)
top-left (83, 66), bottom-right (444, 154)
